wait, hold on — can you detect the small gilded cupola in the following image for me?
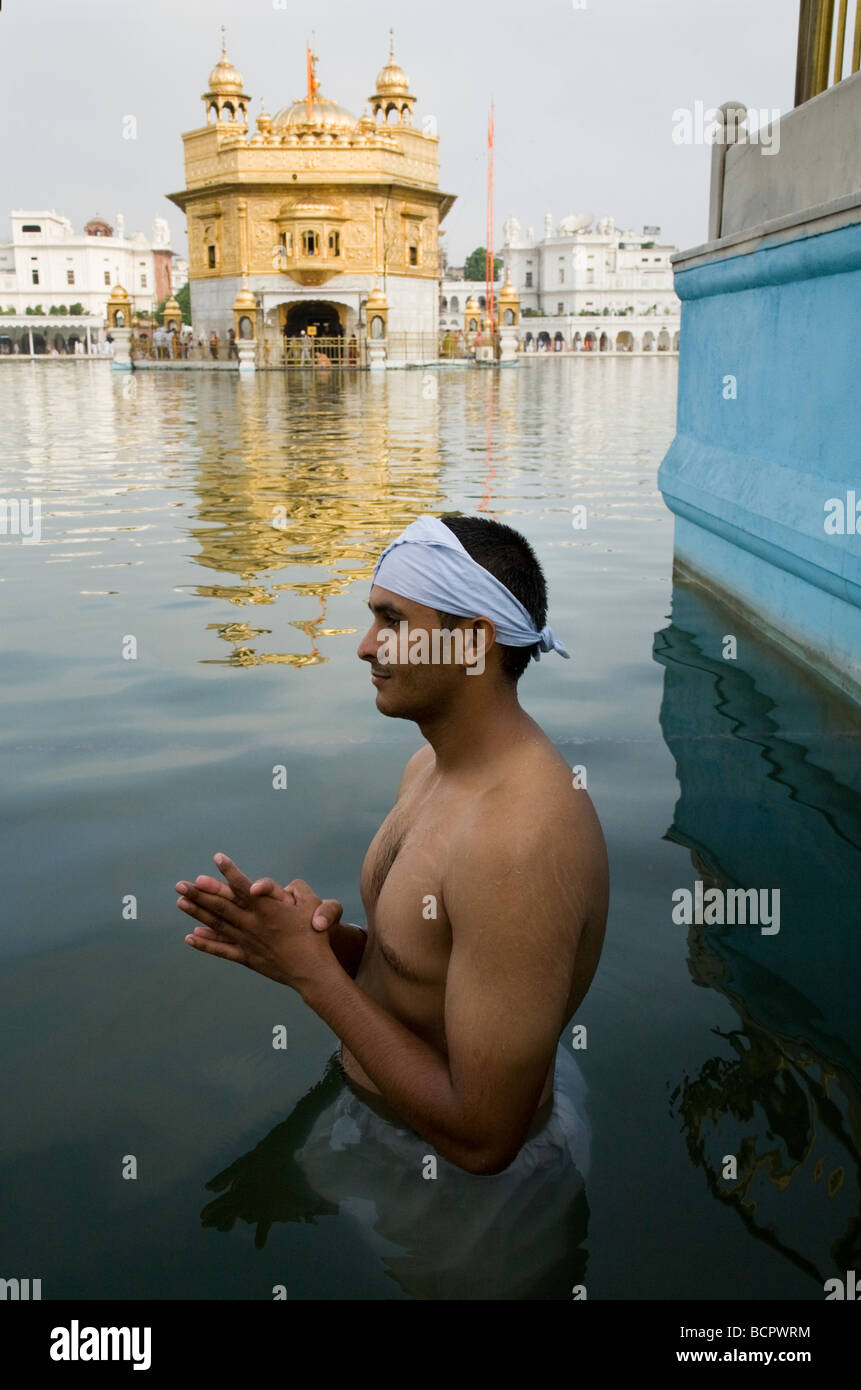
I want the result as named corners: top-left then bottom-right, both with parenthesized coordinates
top-left (202, 27), bottom-right (250, 126)
top-left (369, 30), bottom-right (416, 127)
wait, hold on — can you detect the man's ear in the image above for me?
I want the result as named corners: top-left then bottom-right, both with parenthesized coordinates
top-left (464, 617), bottom-right (494, 675)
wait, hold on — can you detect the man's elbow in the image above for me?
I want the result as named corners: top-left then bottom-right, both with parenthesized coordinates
top-left (444, 1130), bottom-right (526, 1177)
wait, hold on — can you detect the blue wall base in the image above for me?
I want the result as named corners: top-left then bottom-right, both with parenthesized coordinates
top-left (672, 517), bottom-right (861, 703)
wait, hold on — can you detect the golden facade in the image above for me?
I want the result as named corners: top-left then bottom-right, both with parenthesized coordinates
top-left (167, 34), bottom-right (455, 343)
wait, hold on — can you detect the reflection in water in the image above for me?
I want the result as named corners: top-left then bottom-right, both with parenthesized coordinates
top-left (655, 574), bottom-right (861, 1286)
top-left (201, 1049), bottom-right (590, 1300)
top-left (2, 358), bottom-right (691, 1300)
top-left (187, 373), bottom-right (446, 665)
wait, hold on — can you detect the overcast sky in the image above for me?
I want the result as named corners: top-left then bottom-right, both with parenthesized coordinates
top-left (0, 0), bottom-right (796, 260)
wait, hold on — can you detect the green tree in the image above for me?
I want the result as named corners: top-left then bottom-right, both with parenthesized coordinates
top-left (69, 302), bottom-right (85, 315)
top-left (462, 247), bottom-right (503, 283)
top-left (175, 281), bottom-right (191, 323)
top-left (154, 281), bottom-right (192, 325)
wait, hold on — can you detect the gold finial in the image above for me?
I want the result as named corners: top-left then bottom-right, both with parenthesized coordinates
top-left (221, 24), bottom-right (227, 57)
top-left (389, 27), bottom-right (395, 59)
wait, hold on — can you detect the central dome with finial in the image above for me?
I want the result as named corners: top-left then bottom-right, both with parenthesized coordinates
top-left (272, 95), bottom-right (357, 129)
top-left (272, 45), bottom-right (357, 128)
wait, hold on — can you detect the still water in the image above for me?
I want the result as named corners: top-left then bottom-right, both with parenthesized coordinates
top-left (1, 360), bottom-right (858, 1299)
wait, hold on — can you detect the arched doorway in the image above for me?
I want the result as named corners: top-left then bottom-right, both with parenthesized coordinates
top-left (282, 300), bottom-right (344, 338)
top-left (280, 300), bottom-right (345, 365)
top-left (616, 330), bottom-right (634, 352)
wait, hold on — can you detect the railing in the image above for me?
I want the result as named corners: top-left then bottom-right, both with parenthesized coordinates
top-left (128, 334), bottom-right (365, 366)
top-left (438, 331), bottom-right (471, 360)
top-left (273, 335), bottom-right (363, 368)
top-left (130, 333), bottom-right (203, 361)
top-left (795, 0), bottom-right (861, 105)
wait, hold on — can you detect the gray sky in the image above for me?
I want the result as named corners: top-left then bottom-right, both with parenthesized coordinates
top-left (0, 0), bottom-right (796, 260)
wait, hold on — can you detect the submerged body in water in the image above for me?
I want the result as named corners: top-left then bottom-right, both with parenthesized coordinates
top-left (203, 1045), bottom-right (590, 1300)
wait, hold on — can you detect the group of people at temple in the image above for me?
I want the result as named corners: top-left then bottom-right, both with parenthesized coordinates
top-left (279, 323), bottom-right (360, 367)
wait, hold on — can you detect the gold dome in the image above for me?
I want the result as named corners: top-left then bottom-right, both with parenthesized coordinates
top-left (232, 285), bottom-right (257, 311)
top-left (108, 284), bottom-right (130, 300)
top-left (163, 294), bottom-right (181, 313)
top-left (498, 270), bottom-right (519, 302)
top-left (374, 34), bottom-right (410, 95)
top-left (273, 97), bottom-right (357, 129)
top-left (365, 285), bottom-right (388, 309)
top-left (208, 56), bottom-right (244, 94)
top-left (464, 294), bottom-right (480, 312)
top-left (207, 29), bottom-right (244, 94)
top-left (279, 198), bottom-right (341, 217)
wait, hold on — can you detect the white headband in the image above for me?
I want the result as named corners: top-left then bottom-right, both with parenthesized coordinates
top-left (372, 516), bottom-right (569, 662)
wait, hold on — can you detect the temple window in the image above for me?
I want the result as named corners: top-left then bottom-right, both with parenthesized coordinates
top-left (207, 245), bottom-right (216, 268)
top-left (302, 229), bottom-right (319, 256)
top-left (328, 231), bottom-right (340, 256)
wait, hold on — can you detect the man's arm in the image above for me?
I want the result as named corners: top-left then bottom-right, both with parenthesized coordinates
top-left (301, 796), bottom-right (586, 1173)
top-left (326, 919), bottom-right (367, 979)
top-left (178, 785), bottom-right (586, 1174)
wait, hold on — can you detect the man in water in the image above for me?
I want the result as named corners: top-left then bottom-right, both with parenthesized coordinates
top-left (176, 514), bottom-right (608, 1181)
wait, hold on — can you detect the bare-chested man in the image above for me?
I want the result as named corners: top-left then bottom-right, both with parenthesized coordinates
top-left (177, 514), bottom-right (608, 1181)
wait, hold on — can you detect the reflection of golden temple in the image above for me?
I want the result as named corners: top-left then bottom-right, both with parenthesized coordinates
top-left (184, 372), bottom-right (444, 665)
top-left (166, 30), bottom-right (455, 352)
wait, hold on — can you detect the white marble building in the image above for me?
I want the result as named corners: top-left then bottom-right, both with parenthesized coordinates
top-left (0, 211), bottom-right (178, 317)
top-left (501, 212), bottom-right (680, 319)
top-left (439, 278), bottom-right (500, 332)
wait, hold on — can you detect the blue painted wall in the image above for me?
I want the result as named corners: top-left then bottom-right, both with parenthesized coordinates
top-left (659, 222), bottom-right (861, 697)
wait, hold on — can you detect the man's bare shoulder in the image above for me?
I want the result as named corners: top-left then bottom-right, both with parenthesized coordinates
top-left (448, 739), bottom-right (607, 923)
top-left (470, 738), bottom-right (599, 841)
top-left (395, 742), bottom-right (434, 799)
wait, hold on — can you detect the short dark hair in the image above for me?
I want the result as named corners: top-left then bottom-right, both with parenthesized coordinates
top-left (437, 514), bottom-right (547, 682)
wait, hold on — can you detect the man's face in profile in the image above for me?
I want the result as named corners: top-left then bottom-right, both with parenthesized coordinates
top-left (359, 584), bottom-right (488, 721)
